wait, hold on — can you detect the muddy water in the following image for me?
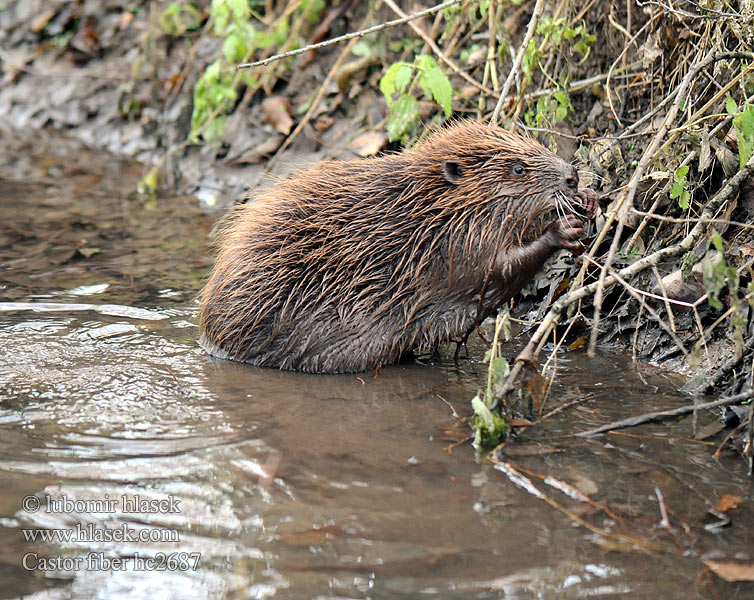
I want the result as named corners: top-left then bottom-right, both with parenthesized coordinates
top-left (1, 125), bottom-right (752, 600)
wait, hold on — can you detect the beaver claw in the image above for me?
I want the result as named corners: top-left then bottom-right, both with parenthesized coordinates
top-left (549, 214), bottom-right (585, 251)
top-left (576, 188), bottom-right (599, 218)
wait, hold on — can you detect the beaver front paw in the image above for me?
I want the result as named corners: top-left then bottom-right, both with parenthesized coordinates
top-left (576, 188), bottom-right (599, 218)
top-left (549, 214), bottom-right (585, 251)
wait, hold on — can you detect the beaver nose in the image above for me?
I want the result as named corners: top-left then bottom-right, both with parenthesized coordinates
top-left (565, 165), bottom-right (579, 190)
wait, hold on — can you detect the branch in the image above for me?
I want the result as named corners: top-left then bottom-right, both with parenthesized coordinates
top-left (237, 0), bottom-right (463, 70)
top-left (587, 51), bottom-right (754, 356)
top-left (574, 390), bottom-right (753, 438)
top-left (490, 0), bottom-right (545, 124)
top-left (494, 151), bottom-right (754, 408)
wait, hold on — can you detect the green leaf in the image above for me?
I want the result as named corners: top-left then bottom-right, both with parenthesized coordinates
top-left (421, 66), bottom-right (452, 116)
top-left (733, 105), bottom-right (754, 168)
top-left (204, 115), bottom-right (227, 144)
top-left (227, 0), bottom-right (249, 22)
top-left (395, 63), bottom-right (413, 95)
top-left (711, 232), bottom-right (724, 252)
top-left (380, 63), bottom-right (401, 107)
top-left (211, 0), bottom-right (229, 34)
top-left (222, 31), bottom-right (248, 62)
top-left (470, 394), bottom-right (508, 450)
top-left (386, 94), bottom-right (419, 142)
top-left (521, 40), bottom-right (540, 82)
top-left (256, 18), bottom-right (288, 48)
top-left (679, 189), bottom-right (690, 210)
top-left (702, 253), bottom-right (727, 310)
top-left (415, 56), bottom-right (452, 117)
top-left (414, 54), bottom-right (437, 72)
top-left (671, 164), bottom-right (690, 208)
top-left (726, 95), bottom-right (737, 116)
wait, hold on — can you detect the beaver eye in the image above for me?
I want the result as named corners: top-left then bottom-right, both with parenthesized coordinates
top-left (512, 164), bottom-right (526, 177)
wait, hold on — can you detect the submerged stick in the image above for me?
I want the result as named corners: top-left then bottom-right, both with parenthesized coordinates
top-left (574, 390), bottom-right (753, 438)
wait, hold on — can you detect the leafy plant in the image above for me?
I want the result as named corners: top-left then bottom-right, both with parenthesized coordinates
top-left (521, 39), bottom-right (542, 83)
top-left (469, 313), bottom-right (510, 452)
top-left (191, 60), bottom-right (238, 143)
top-left (188, 0), bottom-right (257, 142)
top-left (380, 54), bottom-right (453, 142)
top-left (670, 164), bottom-right (690, 210)
top-left (702, 233), bottom-right (738, 311)
top-left (158, 2), bottom-right (202, 36)
top-left (536, 17), bottom-right (595, 62)
top-left (727, 96), bottom-right (754, 169)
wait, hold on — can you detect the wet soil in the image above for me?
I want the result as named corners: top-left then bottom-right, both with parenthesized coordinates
top-left (1, 126), bottom-right (753, 599)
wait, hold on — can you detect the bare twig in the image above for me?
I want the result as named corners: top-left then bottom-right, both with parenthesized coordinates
top-left (494, 151), bottom-right (754, 408)
top-left (574, 390), bottom-right (753, 438)
top-left (587, 52), bottom-right (754, 357)
top-left (490, 0), bottom-right (546, 124)
top-left (237, 0), bottom-right (463, 69)
top-left (491, 458), bottom-right (673, 553)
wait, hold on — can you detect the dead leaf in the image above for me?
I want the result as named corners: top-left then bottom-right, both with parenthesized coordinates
top-left (262, 96), bottom-right (293, 135)
top-left (335, 56), bottom-right (380, 90)
top-left (313, 115), bottom-right (334, 132)
top-left (715, 494), bottom-right (743, 513)
top-left (568, 336), bottom-right (588, 350)
top-left (349, 131), bottom-right (386, 157)
top-left (78, 247), bottom-right (102, 258)
top-left (526, 370), bottom-right (547, 408)
top-left (119, 11), bottom-right (134, 30)
top-left (704, 558), bottom-right (754, 582)
top-left (640, 32), bottom-right (663, 68)
top-left (225, 134), bottom-right (284, 165)
top-left (739, 177), bottom-right (754, 219)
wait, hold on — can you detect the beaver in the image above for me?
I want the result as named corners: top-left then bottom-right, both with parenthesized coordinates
top-left (198, 121), bottom-right (597, 373)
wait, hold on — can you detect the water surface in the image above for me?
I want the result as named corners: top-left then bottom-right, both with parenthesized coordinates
top-left (1, 124), bottom-right (752, 599)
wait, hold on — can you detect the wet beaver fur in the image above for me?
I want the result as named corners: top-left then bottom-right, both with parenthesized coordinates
top-left (198, 121), bottom-right (596, 373)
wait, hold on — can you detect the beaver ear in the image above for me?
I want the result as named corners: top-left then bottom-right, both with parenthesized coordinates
top-left (442, 160), bottom-right (464, 184)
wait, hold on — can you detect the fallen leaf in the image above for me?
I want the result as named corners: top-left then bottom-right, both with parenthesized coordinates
top-left (225, 134), bottom-right (284, 165)
top-left (262, 96), bottom-right (293, 135)
top-left (349, 131), bottom-right (386, 157)
top-left (313, 115), bottom-right (334, 132)
top-left (704, 558), bottom-right (754, 582)
top-left (715, 494), bottom-right (743, 513)
top-left (568, 336), bottom-right (588, 350)
top-left (70, 16), bottom-right (100, 55)
top-left (78, 247), bottom-right (102, 258)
